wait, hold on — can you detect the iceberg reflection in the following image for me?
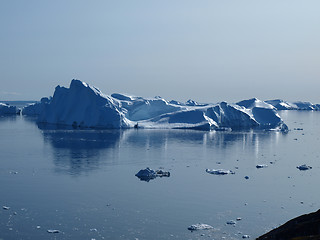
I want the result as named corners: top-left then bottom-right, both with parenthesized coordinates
top-left (38, 123), bottom-right (286, 176)
top-left (38, 123), bottom-right (122, 175)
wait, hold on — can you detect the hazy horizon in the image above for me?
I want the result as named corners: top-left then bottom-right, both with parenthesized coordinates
top-left (1, 1), bottom-right (319, 103)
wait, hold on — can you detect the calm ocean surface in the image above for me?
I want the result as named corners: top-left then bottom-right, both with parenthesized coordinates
top-left (1, 109), bottom-right (320, 240)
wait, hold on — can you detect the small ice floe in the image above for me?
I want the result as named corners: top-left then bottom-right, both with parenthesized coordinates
top-left (187, 223), bottom-right (213, 231)
top-left (36, 226), bottom-right (41, 229)
top-left (297, 164), bottom-right (312, 171)
top-left (3, 206), bottom-right (10, 210)
top-left (135, 167), bottom-right (170, 182)
top-left (242, 235), bottom-right (250, 238)
top-left (256, 164), bottom-right (268, 169)
top-left (155, 169), bottom-right (170, 177)
top-left (90, 228), bottom-right (97, 232)
top-left (206, 169), bottom-right (235, 175)
top-left (226, 220), bottom-right (236, 225)
top-left (47, 229), bottom-right (60, 233)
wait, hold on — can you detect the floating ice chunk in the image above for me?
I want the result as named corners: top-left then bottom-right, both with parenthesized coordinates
top-left (3, 206), bottom-right (10, 210)
top-left (256, 164), bottom-right (268, 169)
top-left (226, 220), bottom-right (237, 225)
top-left (47, 229), bottom-right (60, 233)
top-left (135, 168), bottom-right (157, 178)
top-left (135, 168), bottom-right (171, 181)
top-left (187, 223), bottom-right (213, 231)
top-left (206, 169), bottom-right (235, 175)
top-left (155, 169), bottom-right (170, 177)
top-left (90, 228), bottom-right (97, 232)
top-left (297, 164), bottom-right (312, 171)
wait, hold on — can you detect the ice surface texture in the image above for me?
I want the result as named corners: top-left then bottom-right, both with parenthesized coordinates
top-left (23, 80), bottom-right (288, 131)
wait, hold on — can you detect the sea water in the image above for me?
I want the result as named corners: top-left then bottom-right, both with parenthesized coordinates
top-left (1, 110), bottom-right (320, 239)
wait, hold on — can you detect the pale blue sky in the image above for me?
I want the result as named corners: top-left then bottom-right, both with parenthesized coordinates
top-left (1, 0), bottom-right (319, 103)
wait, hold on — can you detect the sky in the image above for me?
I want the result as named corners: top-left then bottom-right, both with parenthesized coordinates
top-left (0, 0), bottom-right (320, 103)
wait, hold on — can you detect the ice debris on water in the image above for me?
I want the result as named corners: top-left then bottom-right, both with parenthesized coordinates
top-left (135, 167), bottom-right (170, 182)
top-left (226, 220), bottom-right (237, 225)
top-left (256, 164), bottom-right (268, 169)
top-left (47, 229), bottom-right (60, 233)
top-left (206, 169), bottom-right (235, 175)
top-left (3, 206), bottom-right (10, 210)
top-left (297, 164), bottom-right (312, 171)
top-left (187, 223), bottom-right (213, 231)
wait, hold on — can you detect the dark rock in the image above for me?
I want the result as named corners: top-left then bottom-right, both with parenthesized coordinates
top-left (257, 209), bottom-right (320, 240)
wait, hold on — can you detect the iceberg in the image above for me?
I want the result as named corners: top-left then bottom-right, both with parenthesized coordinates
top-left (23, 79), bottom-right (288, 131)
top-left (266, 99), bottom-right (320, 111)
top-left (0, 103), bottom-right (19, 115)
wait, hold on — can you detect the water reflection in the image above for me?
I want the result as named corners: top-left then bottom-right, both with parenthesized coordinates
top-left (0, 115), bottom-right (18, 123)
top-left (38, 123), bottom-right (286, 176)
top-left (38, 123), bottom-right (122, 175)
top-left (121, 129), bottom-right (282, 150)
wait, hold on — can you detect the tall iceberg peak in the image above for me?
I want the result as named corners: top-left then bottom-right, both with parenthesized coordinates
top-left (37, 80), bottom-right (130, 128)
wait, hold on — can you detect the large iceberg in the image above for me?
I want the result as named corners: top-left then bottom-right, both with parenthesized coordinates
top-left (23, 79), bottom-right (288, 131)
top-left (0, 103), bottom-right (19, 115)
